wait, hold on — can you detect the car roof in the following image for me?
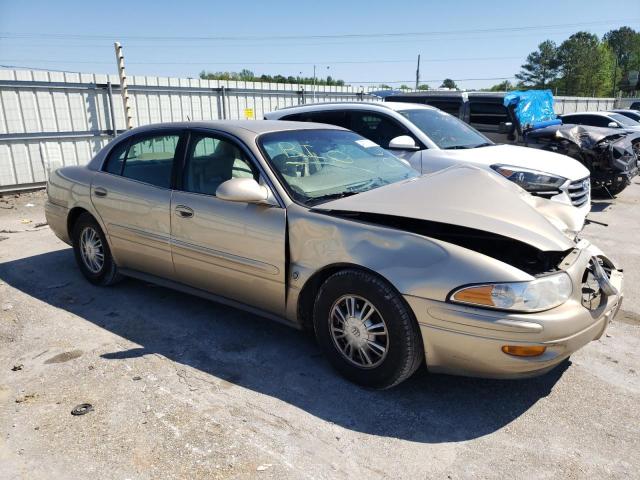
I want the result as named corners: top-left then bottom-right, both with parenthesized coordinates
top-left (121, 119), bottom-right (345, 136)
top-left (562, 112), bottom-right (611, 116)
top-left (265, 101), bottom-right (437, 116)
top-left (612, 109), bottom-right (640, 113)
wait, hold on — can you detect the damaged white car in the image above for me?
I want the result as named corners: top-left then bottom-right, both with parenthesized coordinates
top-left (45, 121), bottom-right (623, 389)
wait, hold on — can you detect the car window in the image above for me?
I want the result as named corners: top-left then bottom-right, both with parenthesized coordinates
top-left (348, 111), bottom-right (409, 148)
top-left (284, 110), bottom-right (350, 129)
top-left (564, 115), bottom-right (610, 128)
top-left (259, 129), bottom-right (418, 206)
top-left (183, 134), bottom-right (257, 196)
top-left (423, 100), bottom-right (462, 116)
top-left (121, 134), bottom-right (179, 188)
top-left (608, 113), bottom-right (637, 126)
top-left (103, 139), bottom-right (128, 175)
top-left (399, 108), bottom-right (491, 149)
top-left (469, 101), bottom-right (509, 125)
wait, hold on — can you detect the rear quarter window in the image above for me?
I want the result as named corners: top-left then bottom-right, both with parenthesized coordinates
top-left (103, 140), bottom-right (128, 175)
top-left (423, 100), bottom-right (462, 116)
top-left (469, 102), bottom-right (509, 125)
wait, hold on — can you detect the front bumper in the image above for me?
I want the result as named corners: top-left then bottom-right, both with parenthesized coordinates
top-left (404, 240), bottom-right (623, 379)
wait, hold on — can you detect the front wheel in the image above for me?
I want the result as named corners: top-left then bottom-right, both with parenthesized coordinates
top-left (313, 269), bottom-right (424, 389)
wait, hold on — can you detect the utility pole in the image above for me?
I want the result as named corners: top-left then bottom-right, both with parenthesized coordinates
top-left (415, 54), bottom-right (420, 90)
top-left (114, 42), bottom-right (133, 129)
top-left (313, 64), bottom-right (316, 102)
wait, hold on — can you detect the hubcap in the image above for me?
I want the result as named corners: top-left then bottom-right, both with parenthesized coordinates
top-left (329, 294), bottom-right (389, 368)
top-left (79, 226), bottom-right (104, 274)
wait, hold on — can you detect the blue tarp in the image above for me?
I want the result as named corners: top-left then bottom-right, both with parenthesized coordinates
top-left (503, 90), bottom-right (558, 131)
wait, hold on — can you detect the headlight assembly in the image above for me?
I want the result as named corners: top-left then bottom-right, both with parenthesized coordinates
top-left (491, 164), bottom-right (567, 194)
top-left (450, 272), bottom-right (572, 312)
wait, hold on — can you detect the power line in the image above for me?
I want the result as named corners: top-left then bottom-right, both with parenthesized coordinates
top-left (0, 56), bottom-right (523, 66)
top-left (0, 19), bottom-right (636, 42)
top-left (0, 30), bottom-right (607, 49)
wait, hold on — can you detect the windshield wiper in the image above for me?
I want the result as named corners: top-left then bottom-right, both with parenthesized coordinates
top-left (307, 191), bottom-right (360, 206)
top-left (473, 142), bottom-right (493, 148)
top-left (443, 145), bottom-right (471, 150)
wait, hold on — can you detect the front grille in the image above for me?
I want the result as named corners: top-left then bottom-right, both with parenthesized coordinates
top-left (565, 176), bottom-right (590, 207)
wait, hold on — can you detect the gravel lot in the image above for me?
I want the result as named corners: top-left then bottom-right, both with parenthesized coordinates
top-left (1, 183), bottom-right (639, 480)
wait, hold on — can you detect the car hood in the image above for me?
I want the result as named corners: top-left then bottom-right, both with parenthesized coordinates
top-left (313, 165), bottom-right (575, 252)
top-left (433, 144), bottom-right (590, 180)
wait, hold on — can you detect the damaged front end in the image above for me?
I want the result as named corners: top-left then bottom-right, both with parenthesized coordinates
top-left (523, 125), bottom-right (639, 193)
top-left (503, 90), bottom-right (639, 194)
top-left (317, 210), bottom-right (570, 276)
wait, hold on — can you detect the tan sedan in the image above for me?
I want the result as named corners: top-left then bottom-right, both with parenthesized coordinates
top-left (45, 121), bottom-right (623, 388)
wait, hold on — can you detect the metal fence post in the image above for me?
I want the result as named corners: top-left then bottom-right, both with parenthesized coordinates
top-left (114, 42), bottom-right (133, 129)
top-left (221, 86), bottom-right (227, 119)
top-left (106, 81), bottom-right (117, 136)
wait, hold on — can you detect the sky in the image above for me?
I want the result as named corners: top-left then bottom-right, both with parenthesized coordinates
top-left (1, 0), bottom-right (639, 90)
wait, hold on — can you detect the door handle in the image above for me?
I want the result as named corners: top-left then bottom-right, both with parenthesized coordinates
top-left (94, 187), bottom-right (107, 198)
top-left (174, 205), bottom-right (194, 218)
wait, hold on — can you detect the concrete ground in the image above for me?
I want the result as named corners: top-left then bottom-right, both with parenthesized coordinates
top-left (1, 183), bottom-right (639, 480)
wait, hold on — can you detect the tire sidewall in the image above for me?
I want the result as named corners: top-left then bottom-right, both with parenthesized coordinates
top-left (72, 214), bottom-right (115, 285)
top-left (314, 270), bottom-right (421, 389)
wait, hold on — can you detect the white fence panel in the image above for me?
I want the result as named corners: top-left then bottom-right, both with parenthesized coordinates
top-left (0, 68), bottom-right (629, 191)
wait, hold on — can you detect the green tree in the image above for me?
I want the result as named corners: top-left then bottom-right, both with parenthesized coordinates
top-left (399, 84), bottom-right (411, 90)
top-left (558, 32), bottom-right (615, 96)
top-left (237, 69), bottom-right (255, 81)
top-left (416, 84), bottom-right (429, 90)
top-left (486, 80), bottom-right (513, 91)
top-left (515, 40), bottom-right (560, 88)
top-left (603, 27), bottom-right (640, 93)
top-left (440, 78), bottom-right (458, 89)
top-left (199, 70), bottom-right (346, 86)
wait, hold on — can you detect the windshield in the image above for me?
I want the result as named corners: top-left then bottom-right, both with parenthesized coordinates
top-left (609, 112), bottom-right (639, 126)
top-left (259, 129), bottom-right (418, 206)
top-left (399, 108), bottom-right (492, 149)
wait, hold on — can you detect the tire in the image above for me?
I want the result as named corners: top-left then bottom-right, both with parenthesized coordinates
top-left (313, 269), bottom-right (424, 389)
top-left (71, 212), bottom-right (121, 286)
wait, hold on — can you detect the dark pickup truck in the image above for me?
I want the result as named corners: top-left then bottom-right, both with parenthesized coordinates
top-left (386, 91), bottom-right (639, 194)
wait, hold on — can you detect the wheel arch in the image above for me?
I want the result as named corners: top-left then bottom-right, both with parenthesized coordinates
top-left (67, 206), bottom-right (92, 241)
top-left (296, 262), bottom-right (407, 332)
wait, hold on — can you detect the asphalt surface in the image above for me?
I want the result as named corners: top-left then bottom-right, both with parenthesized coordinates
top-left (1, 184), bottom-right (639, 480)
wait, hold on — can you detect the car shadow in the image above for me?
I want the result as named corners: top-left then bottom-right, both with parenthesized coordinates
top-left (0, 248), bottom-right (569, 444)
top-left (590, 201), bottom-right (613, 213)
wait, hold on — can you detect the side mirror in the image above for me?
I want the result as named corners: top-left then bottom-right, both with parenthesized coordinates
top-left (216, 178), bottom-right (271, 204)
top-left (499, 121), bottom-right (513, 134)
top-left (607, 121), bottom-right (619, 128)
top-left (388, 135), bottom-right (419, 151)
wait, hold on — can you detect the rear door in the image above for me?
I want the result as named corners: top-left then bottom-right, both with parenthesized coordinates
top-left (170, 130), bottom-right (287, 315)
top-left (91, 130), bottom-right (184, 279)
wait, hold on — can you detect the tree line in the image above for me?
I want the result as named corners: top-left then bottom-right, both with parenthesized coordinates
top-left (500, 26), bottom-right (640, 96)
top-left (198, 27), bottom-right (639, 96)
top-left (199, 68), bottom-right (346, 86)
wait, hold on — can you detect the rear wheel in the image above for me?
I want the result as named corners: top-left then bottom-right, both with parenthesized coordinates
top-left (313, 269), bottom-right (424, 389)
top-left (71, 213), bottom-right (121, 286)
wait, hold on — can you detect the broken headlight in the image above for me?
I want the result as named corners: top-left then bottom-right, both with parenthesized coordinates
top-left (450, 272), bottom-right (572, 312)
top-left (491, 165), bottom-right (566, 195)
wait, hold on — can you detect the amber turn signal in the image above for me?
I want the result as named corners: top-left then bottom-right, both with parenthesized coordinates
top-left (501, 345), bottom-right (547, 357)
top-left (452, 285), bottom-right (495, 306)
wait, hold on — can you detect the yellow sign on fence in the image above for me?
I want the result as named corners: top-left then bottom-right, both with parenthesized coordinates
top-left (243, 108), bottom-right (254, 119)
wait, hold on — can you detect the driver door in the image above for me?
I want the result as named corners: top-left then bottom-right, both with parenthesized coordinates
top-left (170, 130), bottom-right (287, 315)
